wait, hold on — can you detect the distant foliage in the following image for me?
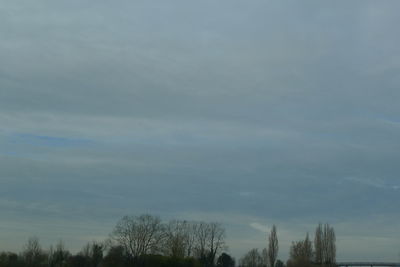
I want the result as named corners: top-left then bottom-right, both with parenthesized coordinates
top-left (0, 214), bottom-right (230, 267)
top-left (21, 237), bottom-right (47, 267)
top-left (268, 225), bottom-right (279, 267)
top-left (0, 215), bottom-right (338, 267)
top-left (239, 248), bottom-right (263, 267)
top-left (0, 252), bottom-right (24, 267)
top-left (287, 233), bottom-right (313, 267)
top-left (216, 253), bottom-right (235, 267)
top-left (314, 223), bottom-right (336, 266)
top-left (111, 215), bottom-right (225, 267)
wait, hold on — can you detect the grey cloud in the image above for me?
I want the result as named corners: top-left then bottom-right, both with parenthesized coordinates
top-left (1, 0), bottom-right (400, 261)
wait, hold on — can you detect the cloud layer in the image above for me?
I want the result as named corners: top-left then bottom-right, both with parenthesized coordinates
top-left (1, 0), bottom-right (400, 261)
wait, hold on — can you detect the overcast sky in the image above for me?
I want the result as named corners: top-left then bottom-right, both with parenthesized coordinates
top-left (1, 0), bottom-right (400, 262)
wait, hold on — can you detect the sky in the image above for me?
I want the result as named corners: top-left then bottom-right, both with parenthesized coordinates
top-left (1, 0), bottom-right (400, 262)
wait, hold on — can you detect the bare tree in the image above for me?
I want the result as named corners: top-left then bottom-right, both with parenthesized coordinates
top-left (324, 224), bottom-right (336, 266)
top-left (112, 214), bottom-right (165, 259)
top-left (207, 222), bottom-right (226, 266)
top-left (239, 248), bottom-right (263, 267)
top-left (185, 221), bottom-right (198, 257)
top-left (314, 224), bottom-right (322, 265)
top-left (163, 220), bottom-right (189, 258)
top-left (267, 225), bottom-right (278, 267)
top-left (80, 241), bottom-right (104, 267)
top-left (314, 223), bottom-right (335, 266)
top-left (261, 248), bottom-right (268, 267)
top-left (194, 222), bottom-right (209, 261)
top-left (21, 237), bottom-right (47, 267)
top-left (48, 240), bottom-right (70, 267)
top-left (287, 233), bottom-right (313, 267)
top-left (193, 222), bottom-right (226, 266)
top-left (112, 214), bottom-right (227, 266)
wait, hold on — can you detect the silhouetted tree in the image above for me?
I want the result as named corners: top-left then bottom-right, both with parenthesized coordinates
top-left (48, 240), bottom-right (70, 267)
top-left (185, 222), bottom-right (198, 258)
top-left (21, 237), bottom-right (47, 267)
top-left (0, 252), bottom-right (23, 267)
top-left (112, 214), bottom-right (165, 260)
top-left (287, 233), bottom-right (313, 267)
top-left (67, 254), bottom-right (89, 267)
top-left (102, 246), bottom-right (128, 267)
top-left (194, 222), bottom-right (225, 267)
top-left (163, 220), bottom-right (189, 258)
top-left (207, 223), bottom-right (226, 266)
top-left (216, 253), bottom-right (235, 267)
top-left (136, 254), bottom-right (201, 267)
top-left (239, 248), bottom-right (263, 267)
top-left (314, 224), bottom-right (322, 265)
top-left (261, 248), bottom-right (268, 267)
top-left (194, 222), bottom-right (209, 264)
top-left (314, 223), bottom-right (335, 266)
top-left (81, 241), bottom-right (103, 267)
top-left (268, 225), bottom-right (278, 267)
top-left (275, 259), bottom-right (285, 267)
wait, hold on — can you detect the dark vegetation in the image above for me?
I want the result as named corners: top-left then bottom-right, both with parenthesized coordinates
top-left (239, 223), bottom-right (336, 267)
top-left (0, 214), bottom-right (335, 267)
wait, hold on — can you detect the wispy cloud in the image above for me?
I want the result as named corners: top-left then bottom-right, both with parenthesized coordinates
top-left (1, 0), bottom-right (400, 261)
top-left (344, 177), bottom-right (400, 191)
top-left (249, 222), bottom-right (270, 234)
top-left (9, 133), bottom-right (93, 147)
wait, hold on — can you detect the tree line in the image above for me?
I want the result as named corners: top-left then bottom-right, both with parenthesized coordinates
top-left (239, 223), bottom-right (336, 267)
top-left (0, 214), bottom-right (227, 267)
top-left (0, 214), bottom-right (335, 267)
